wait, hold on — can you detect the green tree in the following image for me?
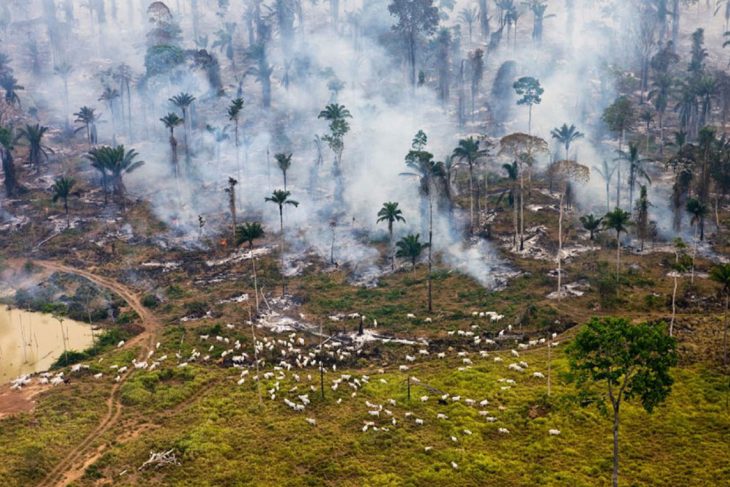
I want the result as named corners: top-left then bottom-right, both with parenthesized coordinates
top-left (453, 136), bottom-right (492, 233)
top-left (513, 76), bottom-right (543, 134)
top-left (396, 233), bottom-right (429, 271)
top-left (98, 86), bottom-right (120, 144)
top-left (550, 123), bottom-right (584, 159)
top-left (51, 176), bottom-right (78, 229)
top-left (567, 317), bottom-right (677, 487)
top-left (16, 124), bottom-right (53, 172)
top-left (160, 112), bottom-right (184, 179)
top-left (0, 125), bottom-right (19, 197)
top-left (388, 0), bottom-right (440, 87)
top-left (236, 222), bottom-right (265, 249)
top-left (617, 143), bottom-right (651, 210)
top-left (73, 106), bottom-right (100, 147)
top-left (710, 263), bottom-right (730, 366)
top-left (593, 160), bottom-right (617, 212)
top-left (227, 97), bottom-right (244, 181)
top-left (170, 92), bottom-right (196, 167)
top-left (603, 208), bottom-right (631, 286)
top-left (0, 73), bottom-right (23, 106)
top-left (266, 189), bottom-right (300, 294)
top-left (275, 152), bottom-right (293, 190)
top-left (634, 185), bottom-right (651, 251)
top-left (85, 145), bottom-right (143, 208)
top-left (580, 214), bottom-right (603, 241)
top-left (377, 201), bottom-right (406, 270)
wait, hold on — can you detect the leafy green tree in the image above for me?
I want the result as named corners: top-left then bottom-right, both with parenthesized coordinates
top-left (51, 176), bottom-right (78, 229)
top-left (85, 145), bottom-right (143, 208)
top-left (0, 125), bottom-right (20, 197)
top-left (236, 222), bottom-right (265, 249)
top-left (649, 73), bottom-right (672, 155)
top-left (266, 189), bottom-right (299, 294)
top-left (396, 233), bottom-right (429, 271)
top-left (550, 123), bottom-right (584, 159)
top-left (603, 208), bottom-right (631, 285)
top-left (275, 152), bottom-right (293, 190)
top-left (452, 136), bottom-right (491, 232)
top-left (16, 124), bottom-right (53, 172)
top-left (634, 185), bottom-right (651, 251)
top-left (686, 196), bottom-right (708, 242)
top-left (377, 201), bottom-right (406, 270)
top-left (318, 103), bottom-right (352, 168)
top-left (388, 0), bottom-right (440, 87)
top-left (0, 73), bottom-right (23, 106)
top-left (580, 214), bottom-right (603, 241)
top-left (710, 263), bottom-right (730, 366)
top-left (160, 112), bottom-right (184, 178)
top-left (567, 317), bottom-right (677, 487)
top-left (513, 76), bottom-right (543, 134)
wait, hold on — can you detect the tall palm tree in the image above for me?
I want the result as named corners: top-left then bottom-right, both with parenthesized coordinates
top-left (317, 103), bottom-right (352, 168)
top-left (98, 86), bottom-right (120, 144)
top-left (170, 92), bottom-right (196, 167)
top-left (550, 123), bottom-right (584, 159)
top-left (266, 189), bottom-right (299, 294)
top-left (402, 146), bottom-right (445, 313)
top-left (502, 161), bottom-right (519, 248)
top-left (710, 263), bottom-right (730, 366)
top-left (213, 22), bottom-right (237, 67)
top-left (51, 176), bottom-right (78, 228)
top-left (617, 143), bottom-right (651, 210)
top-left (228, 97), bottom-right (244, 180)
top-left (377, 201), bottom-right (406, 270)
top-left (160, 112), bottom-right (184, 178)
top-left (603, 208), bottom-right (631, 287)
top-left (275, 152), bottom-right (293, 190)
top-left (54, 62), bottom-right (73, 125)
top-left (85, 145), bottom-right (144, 208)
top-left (452, 136), bottom-right (491, 233)
top-left (459, 7), bottom-right (478, 44)
top-left (0, 73), bottom-right (23, 106)
top-left (580, 214), bottom-right (603, 241)
top-left (593, 160), bottom-right (617, 212)
top-left (396, 234), bottom-right (429, 271)
top-left (649, 73), bottom-right (672, 155)
top-left (113, 63), bottom-right (135, 138)
top-left (74, 106), bottom-right (100, 147)
top-left (16, 124), bottom-right (53, 172)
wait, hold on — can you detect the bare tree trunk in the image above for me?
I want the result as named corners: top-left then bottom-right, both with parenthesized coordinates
top-left (612, 404), bottom-right (620, 487)
top-left (557, 193), bottom-right (564, 300)
top-left (670, 274), bottom-right (678, 336)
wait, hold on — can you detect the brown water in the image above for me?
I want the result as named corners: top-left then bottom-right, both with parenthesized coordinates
top-left (0, 307), bottom-right (94, 383)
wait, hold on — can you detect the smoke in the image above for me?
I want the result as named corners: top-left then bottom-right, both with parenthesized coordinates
top-left (1, 1), bottom-right (715, 287)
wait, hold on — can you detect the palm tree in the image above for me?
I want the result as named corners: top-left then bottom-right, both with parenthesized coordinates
top-left (113, 63), bottom-right (135, 138)
top-left (396, 234), bottom-right (429, 271)
top-left (85, 145), bottom-right (143, 209)
top-left (54, 62), bottom-right (73, 125)
top-left (550, 123), bottom-right (584, 159)
top-left (213, 22), bottom-right (237, 67)
top-left (710, 263), bottom-right (730, 366)
top-left (502, 161), bottom-right (519, 248)
top-left (160, 112), bottom-right (184, 178)
top-left (16, 124), bottom-right (53, 172)
top-left (377, 201), bottom-right (406, 270)
top-left (649, 73), bottom-right (672, 155)
top-left (580, 214), bottom-right (603, 240)
top-left (617, 143), bottom-right (651, 210)
top-left (228, 97), bottom-right (244, 180)
top-left (275, 152), bottom-right (293, 190)
top-left (603, 208), bottom-right (631, 287)
top-left (453, 136), bottom-right (491, 232)
top-left (687, 197), bottom-right (708, 242)
top-left (266, 190), bottom-right (299, 294)
top-left (593, 160), bottom-right (617, 213)
top-left (0, 73), bottom-right (23, 106)
top-left (170, 92), bottom-right (196, 167)
top-left (74, 106), bottom-right (100, 147)
top-left (51, 176), bottom-right (78, 228)
top-left (236, 222), bottom-right (265, 249)
top-left (0, 125), bottom-right (20, 197)
top-left (318, 103), bottom-right (353, 168)
top-left (459, 7), bottom-right (478, 44)
top-left (98, 86), bottom-right (120, 144)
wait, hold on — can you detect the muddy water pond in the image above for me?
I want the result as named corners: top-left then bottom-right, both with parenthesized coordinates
top-left (0, 307), bottom-right (94, 383)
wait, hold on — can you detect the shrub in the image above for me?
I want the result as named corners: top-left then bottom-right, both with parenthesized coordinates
top-left (142, 294), bottom-right (160, 308)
